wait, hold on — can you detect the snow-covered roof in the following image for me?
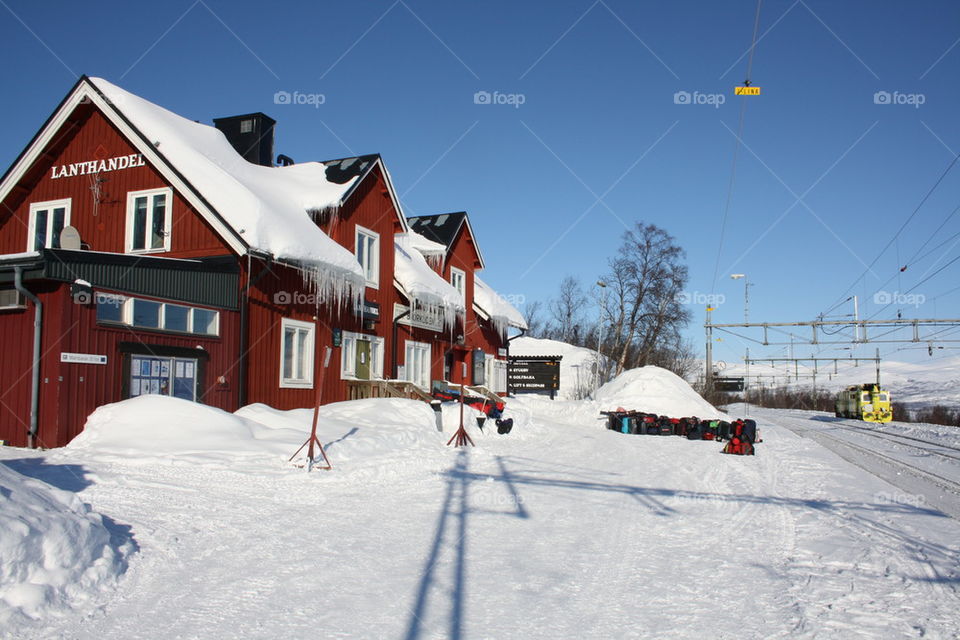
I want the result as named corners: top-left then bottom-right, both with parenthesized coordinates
top-left (87, 78), bottom-right (365, 302)
top-left (394, 233), bottom-right (464, 329)
top-left (401, 230), bottom-right (446, 257)
top-left (473, 275), bottom-right (527, 335)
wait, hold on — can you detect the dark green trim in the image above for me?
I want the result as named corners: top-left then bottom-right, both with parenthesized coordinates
top-left (0, 249), bottom-right (239, 309)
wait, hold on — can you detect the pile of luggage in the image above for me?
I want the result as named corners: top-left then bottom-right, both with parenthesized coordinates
top-left (599, 410), bottom-right (759, 455)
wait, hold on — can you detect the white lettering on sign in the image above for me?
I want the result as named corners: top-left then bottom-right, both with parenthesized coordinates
top-left (50, 154), bottom-right (146, 180)
top-left (60, 352), bottom-right (107, 365)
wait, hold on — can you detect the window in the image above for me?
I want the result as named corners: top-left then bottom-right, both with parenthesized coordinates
top-left (404, 341), bottom-right (432, 389)
top-left (95, 293), bottom-right (219, 336)
top-left (132, 298), bottom-right (161, 328)
top-left (450, 267), bottom-right (466, 302)
top-left (280, 318), bottom-right (314, 388)
top-left (240, 119), bottom-right (254, 134)
top-left (28, 199), bottom-right (71, 251)
top-left (341, 331), bottom-right (385, 380)
top-left (0, 288), bottom-right (26, 310)
top-left (130, 355), bottom-right (198, 401)
top-left (95, 293), bottom-right (124, 323)
top-left (486, 358), bottom-right (508, 394)
top-left (126, 188), bottom-right (171, 253)
top-left (355, 225), bottom-right (379, 287)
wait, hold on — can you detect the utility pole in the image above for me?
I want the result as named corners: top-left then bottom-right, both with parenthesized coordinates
top-left (705, 305), bottom-right (714, 391)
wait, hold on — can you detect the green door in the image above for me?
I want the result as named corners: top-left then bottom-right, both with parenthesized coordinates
top-left (356, 339), bottom-right (372, 380)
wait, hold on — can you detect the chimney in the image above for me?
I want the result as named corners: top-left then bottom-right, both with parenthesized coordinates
top-left (212, 113), bottom-right (276, 167)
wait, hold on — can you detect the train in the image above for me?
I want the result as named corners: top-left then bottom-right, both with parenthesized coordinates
top-left (834, 382), bottom-right (893, 423)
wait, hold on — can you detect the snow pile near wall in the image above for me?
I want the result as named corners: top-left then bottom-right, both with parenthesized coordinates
top-left (68, 395), bottom-right (466, 474)
top-left (89, 77), bottom-right (366, 304)
top-left (473, 276), bottom-right (527, 336)
top-left (0, 464), bottom-right (126, 625)
top-left (510, 337), bottom-right (607, 400)
top-left (596, 366), bottom-right (726, 419)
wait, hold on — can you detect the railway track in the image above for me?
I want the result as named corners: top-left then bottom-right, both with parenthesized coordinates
top-left (828, 421), bottom-right (960, 463)
top-left (768, 412), bottom-right (960, 497)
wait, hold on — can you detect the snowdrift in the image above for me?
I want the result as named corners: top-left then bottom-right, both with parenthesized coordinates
top-left (0, 464), bottom-right (127, 625)
top-left (69, 395), bottom-right (485, 471)
top-left (596, 366), bottom-right (726, 420)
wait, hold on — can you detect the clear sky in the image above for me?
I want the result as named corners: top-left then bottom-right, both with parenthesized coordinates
top-left (2, 0), bottom-right (959, 367)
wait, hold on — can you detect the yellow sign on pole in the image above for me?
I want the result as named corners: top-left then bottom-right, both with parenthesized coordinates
top-left (735, 86), bottom-right (761, 96)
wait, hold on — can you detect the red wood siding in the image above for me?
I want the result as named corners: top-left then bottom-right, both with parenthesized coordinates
top-left (0, 281), bottom-right (239, 448)
top-left (0, 104), bottom-right (231, 259)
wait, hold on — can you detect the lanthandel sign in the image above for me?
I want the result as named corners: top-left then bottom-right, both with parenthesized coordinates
top-left (51, 154), bottom-right (145, 179)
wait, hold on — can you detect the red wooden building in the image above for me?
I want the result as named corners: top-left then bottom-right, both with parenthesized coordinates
top-left (0, 77), bottom-right (525, 449)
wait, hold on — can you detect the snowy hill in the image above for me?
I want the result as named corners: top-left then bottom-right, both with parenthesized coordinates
top-left (595, 366), bottom-right (726, 419)
top-left (722, 355), bottom-right (960, 408)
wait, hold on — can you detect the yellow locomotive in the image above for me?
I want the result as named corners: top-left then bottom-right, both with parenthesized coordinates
top-left (834, 383), bottom-right (892, 423)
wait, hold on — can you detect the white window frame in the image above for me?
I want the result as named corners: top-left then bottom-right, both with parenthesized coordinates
top-left (450, 267), bottom-right (466, 302)
top-left (279, 318), bottom-right (315, 388)
top-left (404, 340), bottom-right (432, 389)
top-left (27, 198), bottom-right (71, 251)
top-left (126, 187), bottom-right (172, 254)
top-left (340, 331), bottom-right (385, 380)
top-left (355, 225), bottom-right (380, 288)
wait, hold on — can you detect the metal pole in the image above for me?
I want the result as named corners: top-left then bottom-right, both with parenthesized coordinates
top-left (745, 347), bottom-right (750, 405)
top-left (853, 296), bottom-right (860, 342)
top-left (876, 347), bottom-right (880, 386)
top-left (595, 281), bottom-right (607, 393)
top-left (705, 306), bottom-right (713, 391)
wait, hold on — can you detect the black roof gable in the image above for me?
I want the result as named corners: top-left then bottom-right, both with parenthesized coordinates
top-left (407, 212), bottom-right (468, 249)
top-left (322, 153), bottom-right (380, 185)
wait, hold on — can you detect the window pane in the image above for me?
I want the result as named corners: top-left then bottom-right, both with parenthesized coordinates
top-left (34, 208), bottom-right (48, 251)
top-left (132, 197), bottom-right (148, 250)
top-left (192, 309), bottom-right (218, 335)
top-left (51, 207), bottom-right (66, 248)
top-left (96, 294), bottom-right (124, 323)
top-left (132, 299), bottom-right (161, 328)
top-left (356, 235), bottom-right (366, 271)
top-left (295, 328), bottom-right (309, 380)
top-left (164, 304), bottom-right (190, 332)
top-left (151, 194), bottom-right (166, 249)
top-left (283, 327), bottom-right (295, 379)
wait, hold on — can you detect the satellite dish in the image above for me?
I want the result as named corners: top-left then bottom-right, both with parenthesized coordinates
top-left (60, 226), bottom-right (81, 250)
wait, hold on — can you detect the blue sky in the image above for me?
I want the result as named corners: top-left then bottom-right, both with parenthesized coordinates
top-left (2, 0), bottom-right (959, 367)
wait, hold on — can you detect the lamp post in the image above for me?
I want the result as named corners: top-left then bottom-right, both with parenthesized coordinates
top-left (730, 273), bottom-right (752, 325)
top-left (595, 280), bottom-right (607, 392)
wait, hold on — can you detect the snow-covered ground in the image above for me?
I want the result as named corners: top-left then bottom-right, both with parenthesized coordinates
top-left (2, 376), bottom-right (959, 639)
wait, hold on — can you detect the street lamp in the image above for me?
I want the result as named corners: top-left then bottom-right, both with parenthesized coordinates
top-left (730, 273), bottom-right (753, 325)
top-left (595, 280), bottom-right (607, 392)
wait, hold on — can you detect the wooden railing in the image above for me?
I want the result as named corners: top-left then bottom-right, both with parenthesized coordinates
top-left (463, 384), bottom-right (505, 405)
top-left (346, 379), bottom-right (433, 403)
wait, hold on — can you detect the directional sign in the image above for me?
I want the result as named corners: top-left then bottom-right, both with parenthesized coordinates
top-left (714, 376), bottom-right (744, 392)
top-left (508, 356), bottom-right (561, 394)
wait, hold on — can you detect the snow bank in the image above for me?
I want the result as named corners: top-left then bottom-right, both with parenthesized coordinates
top-left (69, 395), bottom-right (468, 473)
top-left (596, 366), bottom-right (726, 419)
top-left (0, 464), bottom-right (126, 625)
top-left (510, 337), bottom-right (607, 400)
top-left (89, 77), bottom-right (366, 304)
top-left (68, 395), bottom-right (296, 465)
top-left (473, 276), bottom-right (527, 336)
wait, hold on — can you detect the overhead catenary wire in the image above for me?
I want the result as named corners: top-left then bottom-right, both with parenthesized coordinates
top-left (826, 150), bottom-right (960, 313)
top-left (710, 0), bottom-right (763, 294)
